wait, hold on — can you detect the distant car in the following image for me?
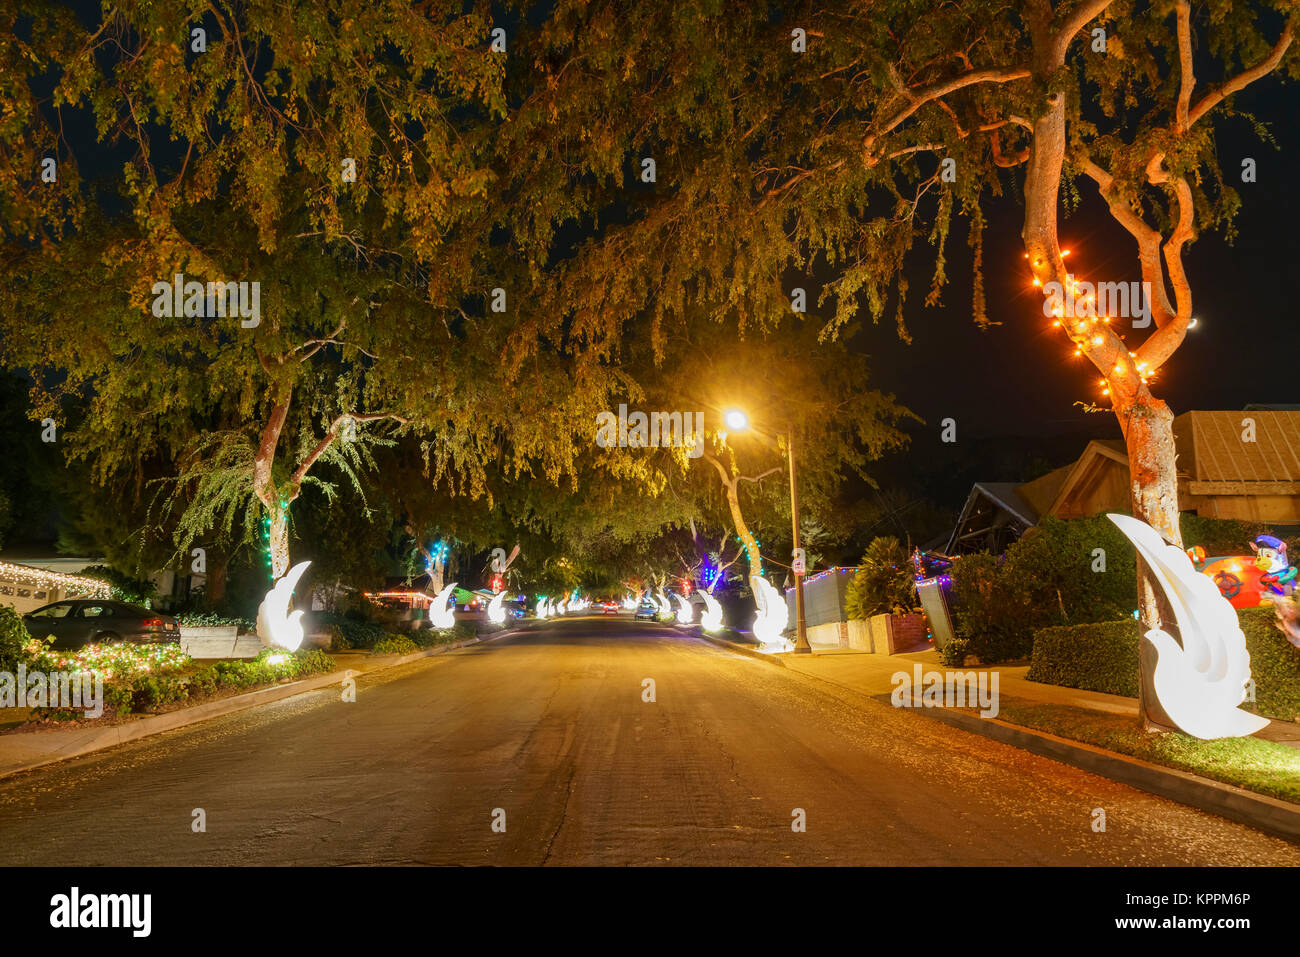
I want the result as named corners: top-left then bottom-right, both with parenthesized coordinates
top-left (600, 600), bottom-right (619, 614)
top-left (634, 601), bottom-right (658, 621)
top-left (22, 600), bottom-right (180, 650)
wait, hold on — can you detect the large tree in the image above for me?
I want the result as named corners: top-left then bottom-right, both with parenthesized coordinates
top-left (501, 0), bottom-right (1296, 722)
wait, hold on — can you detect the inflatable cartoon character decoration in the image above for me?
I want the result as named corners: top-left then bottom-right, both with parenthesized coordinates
top-left (1250, 535), bottom-right (1297, 603)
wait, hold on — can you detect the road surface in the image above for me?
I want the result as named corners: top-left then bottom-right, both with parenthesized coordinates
top-left (0, 616), bottom-right (1296, 865)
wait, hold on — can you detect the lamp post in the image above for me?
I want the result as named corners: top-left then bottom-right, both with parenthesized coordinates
top-left (723, 409), bottom-right (810, 654)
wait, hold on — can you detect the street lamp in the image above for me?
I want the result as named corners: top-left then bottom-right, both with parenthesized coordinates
top-left (722, 409), bottom-right (811, 654)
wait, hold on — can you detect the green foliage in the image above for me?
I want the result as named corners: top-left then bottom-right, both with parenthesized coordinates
top-left (1027, 621), bottom-right (1141, 698)
top-left (1027, 608), bottom-right (1300, 723)
top-left (75, 648), bottom-right (335, 718)
top-left (174, 612), bottom-right (254, 629)
top-left (1240, 607), bottom-right (1300, 722)
top-left (315, 613), bottom-right (388, 651)
top-left (844, 536), bottom-right (916, 618)
top-left (0, 605), bottom-right (30, 674)
top-left (949, 516), bottom-right (1138, 663)
top-left (371, 635), bottom-right (420, 657)
top-left (78, 565), bottom-right (158, 605)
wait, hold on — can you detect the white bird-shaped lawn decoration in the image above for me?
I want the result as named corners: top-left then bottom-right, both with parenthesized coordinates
top-left (699, 590), bottom-right (724, 632)
top-left (622, 594), bottom-right (637, 611)
top-left (674, 593), bottom-right (694, 625)
top-left (256, 560), bottom-right (311, 651)
top-left (430, 582), bottom-right (457, 630)
top-left (752, 577), bottom-right (791, 652)
top-left (1107, 514), bottom-right (1269, 740)
top-left (557, 598), bottom-right (568, 615)
top-left (535, 598), bottom-right (548, 619)
top-left (488, 590), bottom-right (508, 625)
top-left (655, 589), bottom-right (672, 620)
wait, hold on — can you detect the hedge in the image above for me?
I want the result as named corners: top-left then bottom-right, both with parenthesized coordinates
top-left (1026, 607), bottom-right (1300, 721)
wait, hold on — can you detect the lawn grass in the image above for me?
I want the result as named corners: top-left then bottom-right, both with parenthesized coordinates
top-left (995, 701), bottom-right (1300, 804)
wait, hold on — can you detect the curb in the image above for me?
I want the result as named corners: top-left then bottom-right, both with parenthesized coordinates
top-left (0, 627), bottom-right (525, 781)
top-left (781, 664), bottom-right (1300, 845)
top-left (685, 628), bottom-right (788, 668)
top-left (915, 702), bottom-right (1300, 845)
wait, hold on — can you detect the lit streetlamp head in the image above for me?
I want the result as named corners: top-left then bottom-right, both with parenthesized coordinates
top-left (724, 409), bottom-right (749, 431)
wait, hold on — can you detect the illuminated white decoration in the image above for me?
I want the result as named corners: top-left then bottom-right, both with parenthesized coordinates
top-left (488, 590), bottom-right (507, 625)
top-left (535, 598), bottom-right (548, 619)
top-left (655, 589), bottom-right (672, 620)
top-left (545, 600), bottom-right (555, 617)
top-left (674, 593), bottom-right (693, 625)
top-left (256, 560), bottom-right (311, 651)
top-left (699, 591), bottom-right (724, 632)
top-left (430, 582), bottom-right (457, 630)
top-left (1108, 513), bottom-right (1270, 740)
top-left (622, 594), bottom-right (637, 610)
top-left (752, 577), bottom-right (791, 652)
top-left (557, 598), bottom-right (568, 615)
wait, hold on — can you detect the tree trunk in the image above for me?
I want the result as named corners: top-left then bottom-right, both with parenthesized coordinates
top-left (268, 503), bottom-right (291, 580)
top-left (1117, 390), bottom-right (1182, 731)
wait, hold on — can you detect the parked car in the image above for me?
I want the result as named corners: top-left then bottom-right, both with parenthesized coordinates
top-left (22, 600), bottom-right (181, 650)
top-left (634, 601), bottom-right (658, 621)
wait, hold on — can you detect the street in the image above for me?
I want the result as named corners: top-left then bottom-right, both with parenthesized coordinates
top-left (0, 616), bottom-right (1296, 866)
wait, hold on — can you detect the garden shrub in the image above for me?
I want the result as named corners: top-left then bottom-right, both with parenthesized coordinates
top-left (1026, 620), bottom-right (1140, 697)
top-left (314, 612), bottom-right (386, 650)
top-left (1027, 607), bottom-right (1300, 721)
top-left (371, 635), bottom-right (419, 656)
top-left (844, 536), bottom-right (916, 619)
top-left (0, 605), bottom-right (29, 674)
top-left (949, 516), bottom-right (1137, 663)
top-left (35, 647), bottom-right (337, 719)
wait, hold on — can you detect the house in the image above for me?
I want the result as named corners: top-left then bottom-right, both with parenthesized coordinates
top-left (946, 410), bottom-right (1300, 554)
top-left (0, 552), bottom-right (113, 614)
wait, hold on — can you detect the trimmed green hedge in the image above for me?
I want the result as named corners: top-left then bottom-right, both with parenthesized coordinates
top-left (1026, 620), bottom-right (1140, 698)
top-left (1027, 608), bottom-right (1300, 721)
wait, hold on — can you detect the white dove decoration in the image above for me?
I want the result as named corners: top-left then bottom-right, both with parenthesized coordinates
top-left (674, 593), bottom-right (694, 625)
top-left (430, 582), bottom-right (457, 630)
top-left (487, 590), bottom-right (508, 625)
top-left (1107, 514), bottom-right (1269, 740)
top-left (256, 560), bottom-right (311, 651)
top-left (535, 597), bottom-right (548, 619)
top-left (752, 576), bottom-right (791, 652)
top-left (557, 598), bottom-right (568, 615)
top-left (655, 589), bottom-right (672, 620)
top-left (699, 590), bottom-right (724, 632)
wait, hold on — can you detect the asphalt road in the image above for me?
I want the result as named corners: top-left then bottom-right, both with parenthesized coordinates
top-left (0, 616), bottom-right (1297, 865)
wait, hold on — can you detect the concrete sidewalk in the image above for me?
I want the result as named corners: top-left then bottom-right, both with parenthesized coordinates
top-left (771, 645), bottom-right (1300, 749)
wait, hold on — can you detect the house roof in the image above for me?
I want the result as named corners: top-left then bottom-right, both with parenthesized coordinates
top-left (1175, 410), bottom-right (1300, 485)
